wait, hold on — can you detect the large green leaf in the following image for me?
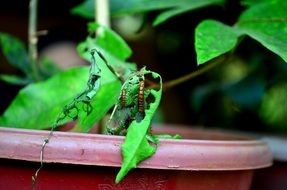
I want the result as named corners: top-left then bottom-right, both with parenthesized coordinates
top-left (0, 65), bottom-right (122, 130)
top-left (88, 23), bottom-right (132, 61)
top-left (0, 67), bottom-right (88, 129)
top-left (0, 32), bottom-right (31, 75)
top-left (236, 0), bottom-right (287, 62)
top-left (77, 37), bottom-right (136, 80)
top-left (75, 80), bottom-right (121, 132)
top-left (71, 0), bottom-right (145, 19)
top-left (78, 38), bottom-right (122, 82)
top-left (153, 0), bottom-right (224, 26)
top-left (115, 70), bottom-right (162, 183)
top-left (241, 0), bottom-right (278, 6)
top-left (195, 20), bottom-right (239, 65)
top-left (195, 0), bottom-right (287, 65)
top-left (71, 0), bottom-right (224, 19)
top-left (110, 0), bottom-right (220, 16)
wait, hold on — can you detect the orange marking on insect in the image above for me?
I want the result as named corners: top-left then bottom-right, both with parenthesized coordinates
top-left (120, 89), bottom-right (126, 107)
top-left (138, 79), bottom-right (145, 113)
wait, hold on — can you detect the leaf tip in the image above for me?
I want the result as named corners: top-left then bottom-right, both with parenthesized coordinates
top-left (152, 17), bottom-right (163, 27)
top-left (196, 56), bottom-right (208, 66)
top-left (115, 175), bottom-right (122, 184)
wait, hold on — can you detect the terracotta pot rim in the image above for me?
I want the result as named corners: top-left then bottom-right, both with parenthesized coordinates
top-left (0, 125), bottom-right (272, 171)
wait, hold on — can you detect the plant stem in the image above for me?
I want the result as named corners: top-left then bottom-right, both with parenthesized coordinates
top-left (96, 0), bottom-right (110, 30)
top-left (28, 0), bottom-right (40, 81)
top-left (148, 55), bottom-right (227, 91)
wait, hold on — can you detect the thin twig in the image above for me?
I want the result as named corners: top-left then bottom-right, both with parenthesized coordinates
top-left (148, 55), bottom-right (227, 91)
top-left (36, 30), bottom-right (48, 36)
top-left (95, 49), bottom-right (125, 83)
top-left (30, 123), bottom-right (56, 190)
top-left (28, 0), bottom-right (40, 81)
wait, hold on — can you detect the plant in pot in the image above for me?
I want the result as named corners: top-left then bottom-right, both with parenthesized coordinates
top-left (2, 0), bottom-right (286, 189)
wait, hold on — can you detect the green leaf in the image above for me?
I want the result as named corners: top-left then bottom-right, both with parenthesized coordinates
top-left (70, 0), bottom-right (94, 19)
top-left (0, 54), bottom-right (123, 131)
top-left (71, 0), bottom-right (224, 18)
top-left (0, 74), bottom-right (31, 85)
top-left (75, 80), bottom-right (121, 132)
top-left (88, 23), bottom-right (132, 61)
top-left (260, 83), bottom-right (287, 132)
top-left (115, 70), bottom-right (162, 183)
top-left (39, 57), bottom-right (61, 79)
top-left (111, 0), bottom-right (195, 16)
top-left (241, 0), bottom-right (278, 6)
top-left (78, 39), bottom-right (121, 82)
top-left (73, 24), bottom-right (136, 132)
top-left (195, 20), bottom-right (239, 65)
top-left (195, 1), bottom-right (287, 65)
top-left (236, 1), bottom-right (287, 62)
top-left (153, 0), bottom-right (224, 26)
top-left (72, 0), bottom-right (148, 18)
top-left (116, 123), bottom-right (156, 183)
top-left (0, 67), bottom-right (89, 129)
top-left (78, 37), bottom-right (136, 83)
top-left (0, 32), bottom-right (31, 75)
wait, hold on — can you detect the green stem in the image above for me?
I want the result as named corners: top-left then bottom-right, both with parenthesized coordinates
top-left (96, 0), bottom-right (110, 32)
top-left (28, 0), bottom-right (40, 81)
top-left (148, 55), bottom-right (227, 91)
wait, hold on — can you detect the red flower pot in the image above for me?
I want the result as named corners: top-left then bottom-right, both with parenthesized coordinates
top-left (251, 135), bottom-right (287, 190)
top-left (0, 125), bottom-right (272, 190)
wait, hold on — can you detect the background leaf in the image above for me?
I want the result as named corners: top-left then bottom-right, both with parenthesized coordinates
top-left (0, 32), bottom-right (31, 76)
top-left (241, 0), bottom-right (277, 6)
top-left (115, 70), bottom-right (162, 183)
top-left (70, 0), bottom-right (94, 19)
top-left (236, 0), bottom-right (287, 62)
top-left (260, 83), bottom-right (287, 132)
top-left (78, 23), bottom-right (136, 82)
top-left (71, 0), bottom-right (146, 19)
top-left (195, 20), bottom-right (239, 65)
top-left (75, 80), bottom-right (121, 132)
top-left (72, 0), bottom-right (224, 24)
top-left (0, 74), bottom-right (31, 85)
top-left (0, 57), bottom-right (123, 132)
top-left (88, 23), bottom-right (132, 60)
top-left (39, 57), bottom-right (62, 79)
top-left (0, 67), bottom-right (88, 129)
top-left (195, 0), bottom-right (287, 65)
top-left (153, 0), bottom-right (224, 26)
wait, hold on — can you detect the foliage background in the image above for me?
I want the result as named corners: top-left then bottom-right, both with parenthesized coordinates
top-left (0, 0), bottom-right (287, 134)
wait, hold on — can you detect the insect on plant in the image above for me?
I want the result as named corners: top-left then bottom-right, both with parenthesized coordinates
top-left (106, 67), bottom-right (152, 135)
top-left (120, 88), bottom-right (127, 108)
top-left (31, 48), bottom-right (166, 186)
top-left (58, 49), bottom-right (102, 121)
top-left (31, 49), bottom-right (104, 189)
top-left (137, 77), bottom-right (145, 114)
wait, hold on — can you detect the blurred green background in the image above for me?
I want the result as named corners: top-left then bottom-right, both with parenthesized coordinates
top-left (1, 0), bottom-right (287, 134)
